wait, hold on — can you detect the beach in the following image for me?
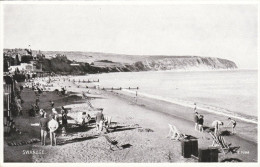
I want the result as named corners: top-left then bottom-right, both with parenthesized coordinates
top-left (3, 74), bottom-right (258, 162)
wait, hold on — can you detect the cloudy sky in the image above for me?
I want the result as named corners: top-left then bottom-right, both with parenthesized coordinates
top-left (3, 4), bottom-right (258, 69)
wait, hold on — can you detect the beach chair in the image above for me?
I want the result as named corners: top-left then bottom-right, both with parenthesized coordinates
top-left (86, 99), bottom-right (95, 109)
top-left (209, 132), bottom-right (240, 154)
top-left (167, 124), bottom-right (185, 141)
top-left (103, 135), bottom-right (121, 151)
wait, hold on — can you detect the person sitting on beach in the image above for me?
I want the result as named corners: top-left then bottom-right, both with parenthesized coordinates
top-left (40, 112), bottom-right (49, 146)
top-left (95, 108), bottom-right (105, 133)
top-left (39, 109), bottom-right (45, 117)
top-left (61, 87), bottom-right (66, 95)
top-left (194, 112), bottom-right (199, 131)
top-left (50, 100), bottom-right (54, 108)
top-left (227, 117), bottom-right (237, 134)
top-left (212, 120), bottom-right (224, 135)
top-left (48, 114), bottom-right (59, 146)
top-left (103, 116), bottom-right (112, 133)
top-left (198, 115), bottom-right (204, 132)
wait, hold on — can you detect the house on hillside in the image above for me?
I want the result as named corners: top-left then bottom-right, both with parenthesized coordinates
top-left (4, 48), bottom-right (43, 74)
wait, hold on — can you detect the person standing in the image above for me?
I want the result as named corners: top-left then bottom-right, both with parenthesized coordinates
top-left (198, 115), bottom-right (204, 132)
top-left (95, 108), bottom-right (104, 133)
top-left (135, 91), bottom-right (138, 103)
top-left (16, 98), bottom-right (23, 116)
top-left (48, 115), bottom-right (59, 146)
top-left (212, 120), bottom-right (224, 135)
top-left (194, 112), bottom-right (199, 131)
top-left (29, 104), bottom-right (36, 117)
top-left (227, 117), bottom-right (237, 134)
top-left (61, 110), bottom-right (68, 127)
top-left (40, 112), bottom-right (49, 146)
top-left (194, 103), bottom-right (197, 112)
top-left (61, 106), bottom-right (68, 114)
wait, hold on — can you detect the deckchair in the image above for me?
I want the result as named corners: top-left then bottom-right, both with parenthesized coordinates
top-left (103, 135), bottom-right (121, 151)
top-left (167, 124), bottom-right (185, 141)
top-left (86, 99), bottom-right (95, 109)
top-left (209, 132), bottom-right (240, 154)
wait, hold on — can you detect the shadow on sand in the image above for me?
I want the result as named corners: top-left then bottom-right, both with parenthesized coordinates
top-left (108, 125), bottom-right (139, 133)
top-left (58, 135), bottom-right (99, 146)
top-left (121, 143), bottom-right (132, 149)
top-left (66, 124), bottom-right (95, 134)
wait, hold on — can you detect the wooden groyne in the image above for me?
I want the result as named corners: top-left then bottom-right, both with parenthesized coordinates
top-left (101, 87), bottom-right (139, 91)
top-left (69, 79), bottom-right (99, 83)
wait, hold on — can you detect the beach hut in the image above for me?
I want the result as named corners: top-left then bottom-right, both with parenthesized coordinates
top-left (4, 75), bottom-right (15, 135)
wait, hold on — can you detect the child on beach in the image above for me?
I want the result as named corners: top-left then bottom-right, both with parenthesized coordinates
top-left (198, 115), bottom-right (204, 132)
top-left (194, 112), bottom-right (199, 131)
top-left (227, 117), bottom-right (237, 134)
top-left (194, 102), bottom-right (197, 112)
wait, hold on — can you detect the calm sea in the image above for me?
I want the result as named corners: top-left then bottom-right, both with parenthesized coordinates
top-left (83, 70), bottom-right (257, 123)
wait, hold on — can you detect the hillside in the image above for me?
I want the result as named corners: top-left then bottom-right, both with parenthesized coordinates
top-left (41, 51), bottom-right (237, 72)
top-left (4, 49), bottom-right (237, 74)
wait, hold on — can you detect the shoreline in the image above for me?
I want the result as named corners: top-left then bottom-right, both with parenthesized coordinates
top-left (107, 89), bottom-right (257, 144)
top-left (122, 89), bottom-right (257, 124)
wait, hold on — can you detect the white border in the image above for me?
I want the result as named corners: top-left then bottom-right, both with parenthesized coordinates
top-left (0, 1), bottom-right (259, 167)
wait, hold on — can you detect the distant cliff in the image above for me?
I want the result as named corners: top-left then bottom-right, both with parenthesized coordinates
top-left (129, 56), bottom-right (237, 71)
top-left (4, 49), bottom-right (238, 74)
top-left (40, 51), bottom-right (237, 72)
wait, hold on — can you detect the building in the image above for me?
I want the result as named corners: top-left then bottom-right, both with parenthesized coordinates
top-left (8, 63), bottom-right (35, 73)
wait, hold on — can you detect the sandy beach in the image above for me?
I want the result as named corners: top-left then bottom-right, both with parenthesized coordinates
top-left (3, 77), bottom-right (257, 162)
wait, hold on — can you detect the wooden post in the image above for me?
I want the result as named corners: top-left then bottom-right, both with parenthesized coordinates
top-left (7, 93), bottom-right (10, 117)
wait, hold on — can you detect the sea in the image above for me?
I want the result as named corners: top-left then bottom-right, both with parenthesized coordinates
top-left (78, 70), bottom-right (258, 124)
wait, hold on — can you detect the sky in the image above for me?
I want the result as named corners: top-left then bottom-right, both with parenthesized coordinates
top-left (3, 4), bottom-right (258, 69)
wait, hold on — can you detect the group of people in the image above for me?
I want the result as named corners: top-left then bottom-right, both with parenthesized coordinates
top-left (40, 112), bottom-right (59, 146)
top-left (193, 103), bottom-right (237, 135)
top-left (194, 112), bottom-right (204, 132)
top-left (39, 103), bottom-right (68, 146)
